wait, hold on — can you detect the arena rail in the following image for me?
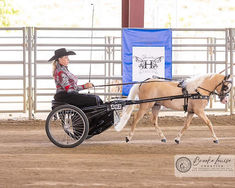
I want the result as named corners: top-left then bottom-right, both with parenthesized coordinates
top-left (0, 27), bottom-right (27, 114)
top-left (0, 27), bottom-right (234, 119)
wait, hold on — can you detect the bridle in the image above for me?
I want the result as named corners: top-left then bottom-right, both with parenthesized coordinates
top-left (196, 75), bottom-right (232, 99)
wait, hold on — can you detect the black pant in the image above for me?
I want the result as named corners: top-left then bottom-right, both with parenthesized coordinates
top-left (54, 91), bottom-right (103, 108)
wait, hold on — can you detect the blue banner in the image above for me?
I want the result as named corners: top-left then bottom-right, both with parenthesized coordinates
top-left (122, 28), bottom-right (172, 96)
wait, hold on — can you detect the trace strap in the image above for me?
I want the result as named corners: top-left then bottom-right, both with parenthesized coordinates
top-left (107, 93), bottom-right (209, 110)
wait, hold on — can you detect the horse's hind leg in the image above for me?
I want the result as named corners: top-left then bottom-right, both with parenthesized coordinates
top-left (196, 111), bottom-right (218, 143)
top-left (175, 112), bottom-right (194, 144)
top-left (126, 103), bottom-right (150, 142)
top-left (152, 105), bottom-right (166, 142)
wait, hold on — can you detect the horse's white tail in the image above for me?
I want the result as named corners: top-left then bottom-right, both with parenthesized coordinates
top-left (114, 84), bottom-right (140, 132)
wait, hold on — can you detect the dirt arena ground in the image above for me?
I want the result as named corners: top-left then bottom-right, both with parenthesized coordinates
top-left (0, 114), bottom-right (235, 187)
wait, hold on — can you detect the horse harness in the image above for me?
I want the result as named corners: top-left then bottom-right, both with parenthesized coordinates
top-left (177, 80), bottom-right (191, 112)
top-left (196, 75), bottom-right (232, 99)
top-left (178, 75), bottom-right (232, 112)
top-left (126, 75), bottom-right (231, 113)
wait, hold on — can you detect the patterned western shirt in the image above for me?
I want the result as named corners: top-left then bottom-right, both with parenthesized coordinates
top-left (54, 62), bottom-right (84, 93)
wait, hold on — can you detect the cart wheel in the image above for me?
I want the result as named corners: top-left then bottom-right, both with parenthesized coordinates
top-left (45, 105), bottom-right (89, 148)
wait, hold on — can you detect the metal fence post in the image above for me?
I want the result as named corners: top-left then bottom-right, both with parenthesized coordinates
top-left (229, 28), bottom-right (234, 115)
top-left (33, 28), bottom-right (37, 113)
top-left (225, 29), bottom-right (229, 111)
top-left (23, 28), bottom-right (27, 113)
top-left (107, 36), bottom-right (111, 101)
top-left (27, 27), bottom-right (33, 119)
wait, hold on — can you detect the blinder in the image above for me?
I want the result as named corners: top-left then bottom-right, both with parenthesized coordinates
top-left (220, 80), bottom-right (232, 95)
top-left (217, 75), bottom-right (232, 101)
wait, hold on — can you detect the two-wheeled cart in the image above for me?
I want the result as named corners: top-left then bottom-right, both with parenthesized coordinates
top-left (45, 93), bottom-right (207, 148)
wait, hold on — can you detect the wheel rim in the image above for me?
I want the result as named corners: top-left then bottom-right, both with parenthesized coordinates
top-left (48, 108), bottom-right (87, 146)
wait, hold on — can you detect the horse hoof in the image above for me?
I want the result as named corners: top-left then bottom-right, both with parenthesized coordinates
top-left (175, 139), bottom-right (180, 144)
top-left (161, 138), bottom-right (167, 143)
top-left (213, 140), bottom-right (219, 144)
top-left (125, 137), bottom-right (130, 143)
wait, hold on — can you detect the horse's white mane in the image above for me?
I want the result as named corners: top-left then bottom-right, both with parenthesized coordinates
top-left (185, 73), bottom-right (215, 93)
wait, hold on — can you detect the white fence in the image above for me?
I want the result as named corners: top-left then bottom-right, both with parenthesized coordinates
top-left (0, 27), bottom-right (234, 119)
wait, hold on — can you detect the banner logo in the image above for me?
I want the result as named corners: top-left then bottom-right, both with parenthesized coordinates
top-left (133, 56), bottom-right (164, 70)
top-left (132, 47), bottom-right (165, 82)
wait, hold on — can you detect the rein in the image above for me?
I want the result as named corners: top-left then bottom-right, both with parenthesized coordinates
top-left (94, 76), bottom-right (176, 88)
top-left (93, 75), bottom-right (231, 98)
top-left (94, 80), bottom-right (167, 88)
top-left (93, 75), bottom-right (231, 112)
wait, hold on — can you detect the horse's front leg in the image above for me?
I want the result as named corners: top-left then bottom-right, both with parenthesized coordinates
top-left (175, 112), bottom-right (194, 144)
top-left (152, 105), bottom-right (166, 142)
top-left (126, 104), bottom-right (150, 142)
top-left (196, 111), bottom-right (219, 143)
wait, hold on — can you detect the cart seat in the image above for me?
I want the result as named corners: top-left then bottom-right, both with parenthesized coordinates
top-left (51, 100), bottom-right (68, 109)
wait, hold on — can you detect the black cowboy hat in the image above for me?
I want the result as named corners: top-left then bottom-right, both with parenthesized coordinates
top-left (48, 48), bottom-right (76, 61)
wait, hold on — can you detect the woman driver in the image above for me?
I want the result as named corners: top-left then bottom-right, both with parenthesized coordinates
top-left (49, 48), bottom-right (103, 108)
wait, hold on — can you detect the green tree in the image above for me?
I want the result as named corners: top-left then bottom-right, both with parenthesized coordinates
top-left (164, 14), bottom-right (172, 28)
top-left (0, 0), bottom-right (19, 26)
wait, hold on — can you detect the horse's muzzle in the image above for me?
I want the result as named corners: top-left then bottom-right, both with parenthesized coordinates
top-left (220, 96), bottom-right (228, 104)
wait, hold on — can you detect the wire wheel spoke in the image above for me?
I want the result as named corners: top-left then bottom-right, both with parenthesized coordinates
top-left (46, 105), bottom-right (89, 148)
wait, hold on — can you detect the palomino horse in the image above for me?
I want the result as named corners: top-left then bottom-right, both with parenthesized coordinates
top-left (115, 74), bottom-right (232, 144)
